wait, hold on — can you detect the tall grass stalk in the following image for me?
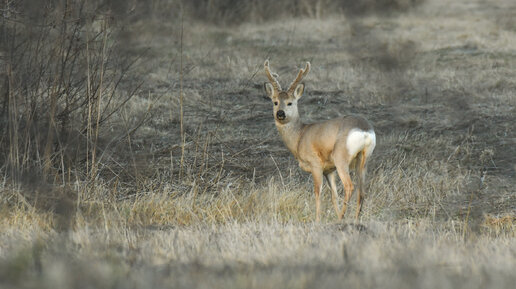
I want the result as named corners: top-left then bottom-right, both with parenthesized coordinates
top-left (179, 10), bottom-right (186, 181)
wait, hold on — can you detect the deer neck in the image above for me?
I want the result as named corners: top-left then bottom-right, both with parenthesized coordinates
top-left (276, 119), bottom-right (305, 159)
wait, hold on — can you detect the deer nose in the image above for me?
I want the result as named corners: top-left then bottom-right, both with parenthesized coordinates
top-left (276, 110), bottom-right (286, 120)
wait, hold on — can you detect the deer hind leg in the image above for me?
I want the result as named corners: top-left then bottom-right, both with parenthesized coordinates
top-left (355, 150), bottom-right (368, 220)
top-left (325, 171), bottom-right (340, 218)
top-left (312, 169), bottom-right (324, 222)
top-left (335, 160), bottom-right (353, 220)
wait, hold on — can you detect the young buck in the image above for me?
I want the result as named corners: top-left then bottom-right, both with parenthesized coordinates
top-left (263, 60), bottom-right (376, 222)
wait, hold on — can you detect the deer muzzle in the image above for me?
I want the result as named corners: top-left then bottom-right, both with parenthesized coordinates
top-left (276, 110), bottom-right (286, 120)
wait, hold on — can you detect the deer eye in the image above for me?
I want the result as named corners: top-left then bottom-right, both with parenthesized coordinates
top-left (274, 101), bottom-right (278, 106)
top-left (287, 102), bottom-right (292, 106)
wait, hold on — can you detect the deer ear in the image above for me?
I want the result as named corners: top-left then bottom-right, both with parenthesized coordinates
top-left (264, 82), bottom-right (275, 99)
top-left (294, 83), bottom-right (304, 99)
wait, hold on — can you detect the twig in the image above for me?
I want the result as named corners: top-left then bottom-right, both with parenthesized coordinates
top-left (179, 9), bottom-right (185, 181)
top-left (270, 155), bottom-right (285, 186)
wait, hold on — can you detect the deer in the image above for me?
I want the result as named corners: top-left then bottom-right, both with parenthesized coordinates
top-left (263, 60), bottom-right (376, 222)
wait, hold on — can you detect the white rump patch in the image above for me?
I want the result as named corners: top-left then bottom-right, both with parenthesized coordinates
top-left (346, 129), bottom-right (376, 159)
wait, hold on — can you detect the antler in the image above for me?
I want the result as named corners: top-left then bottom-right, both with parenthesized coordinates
top-left (287, 62), bottom-right (311, 94)
top-left (264, 60), bottom-right (282, 92)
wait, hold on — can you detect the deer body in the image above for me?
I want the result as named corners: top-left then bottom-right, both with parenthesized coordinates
top-left (279, 117), bottom-right (374, 174)
top-left (264, 60), bottom-right (375, 222)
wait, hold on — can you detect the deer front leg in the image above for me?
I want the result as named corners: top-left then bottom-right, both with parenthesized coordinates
top-left (311, 169), bottom-right (324, 222)
top-left (325, 171), bottom-right (340, 218)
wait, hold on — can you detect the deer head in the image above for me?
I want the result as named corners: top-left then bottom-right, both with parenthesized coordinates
top-left (264, 60), bottom-right (310, 125)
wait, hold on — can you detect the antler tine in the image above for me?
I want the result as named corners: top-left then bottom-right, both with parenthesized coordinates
top-left (288, 62), bottom-right (311, 94)
top-left (264, 60), bottom-right (282, 91)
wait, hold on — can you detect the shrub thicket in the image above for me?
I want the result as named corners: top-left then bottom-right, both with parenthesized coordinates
top-left (0, 0), bottom-right (148, 184)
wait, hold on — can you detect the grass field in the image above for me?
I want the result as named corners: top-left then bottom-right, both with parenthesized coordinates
top-left (1, 0), bottom-right (515, 288)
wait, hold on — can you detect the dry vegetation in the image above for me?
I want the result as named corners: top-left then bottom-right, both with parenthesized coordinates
top-left (1, 0), bottom-right (515, 288)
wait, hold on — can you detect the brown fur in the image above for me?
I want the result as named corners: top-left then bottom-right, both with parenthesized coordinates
top-left (264, 60), bottom-right (375, 222)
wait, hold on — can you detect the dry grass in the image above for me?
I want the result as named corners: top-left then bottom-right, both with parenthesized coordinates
top-left (1, 0), bottom-right (516, 288)
top-left (1, 210), bottom-right (515, 289)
